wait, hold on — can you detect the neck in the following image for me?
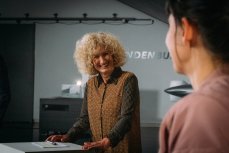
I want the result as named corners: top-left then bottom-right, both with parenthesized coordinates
top-left (101, 74), bottom-right (110, 84)
top-left (100, 67), bottom-right (115, 84)
top-left (188, 64), bottom-right (217, 90)
top-left (186, 48), bottom-right (221, 90)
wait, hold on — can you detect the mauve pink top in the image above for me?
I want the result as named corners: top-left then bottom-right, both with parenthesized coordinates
top-left (159, 65), bottom-right (229, 153)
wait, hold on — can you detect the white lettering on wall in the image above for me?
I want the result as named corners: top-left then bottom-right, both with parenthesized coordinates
top-left (126, 51), bottom-right (171, 60)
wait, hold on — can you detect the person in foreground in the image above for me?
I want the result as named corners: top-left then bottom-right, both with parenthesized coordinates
top-left (46, 32), bottom-right (142, 153)
top-left (159, 0), bottom-right (229, 153)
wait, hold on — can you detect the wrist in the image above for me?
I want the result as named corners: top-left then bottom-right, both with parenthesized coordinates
top-left (102, 137), bottom-right (111, 149)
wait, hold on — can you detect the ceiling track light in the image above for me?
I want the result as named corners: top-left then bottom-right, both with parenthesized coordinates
top-left (0, 13), bottom-right (154, 25)
top-left (24, 13), bottom-right (30, 18)
top-left (82, 13), bottom-right (87, 18)
top-left (112, 13), bottom-right (118, 18)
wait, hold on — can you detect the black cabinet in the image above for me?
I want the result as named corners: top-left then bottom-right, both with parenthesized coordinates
top-left (39, 97), bottom-right (83, 140)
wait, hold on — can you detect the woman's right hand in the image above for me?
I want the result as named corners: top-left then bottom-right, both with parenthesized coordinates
top-left (45, 134), bottom-right (70, 142)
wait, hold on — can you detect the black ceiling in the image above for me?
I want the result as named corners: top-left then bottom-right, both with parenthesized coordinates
top-left (117, 0), bottom-right (167, 23)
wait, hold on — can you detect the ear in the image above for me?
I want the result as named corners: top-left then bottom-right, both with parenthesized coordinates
top-left (181, 17), bottom-right (195, 44)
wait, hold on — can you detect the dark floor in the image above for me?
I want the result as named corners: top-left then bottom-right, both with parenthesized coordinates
top-left (0, 122), bottom-right (159, 153)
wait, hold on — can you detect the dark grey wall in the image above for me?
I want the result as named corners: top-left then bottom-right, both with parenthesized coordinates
top-left (0, 24), bottom-right (35, 124)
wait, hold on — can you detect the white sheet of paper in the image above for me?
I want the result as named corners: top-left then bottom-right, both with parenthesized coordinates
top-left (32, 142), bottom-right (69, 148)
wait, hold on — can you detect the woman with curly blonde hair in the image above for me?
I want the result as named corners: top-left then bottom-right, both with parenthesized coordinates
top-left (47, 32), bottom-right (142, 153)
top-left (74, 32), bottom-right (126, 75)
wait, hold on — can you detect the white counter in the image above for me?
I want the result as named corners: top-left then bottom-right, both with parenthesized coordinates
top-left (0, 142), bottom-right (93, 153)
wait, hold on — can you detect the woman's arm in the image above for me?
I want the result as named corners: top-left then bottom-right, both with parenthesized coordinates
top-left (66, 84), bottom-right (90, 142)
top-left (107, 74), bottom-right (140, 147)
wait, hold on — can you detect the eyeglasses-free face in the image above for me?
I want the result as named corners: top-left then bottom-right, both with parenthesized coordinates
top-left (92, 47), bottom-right (115, 78)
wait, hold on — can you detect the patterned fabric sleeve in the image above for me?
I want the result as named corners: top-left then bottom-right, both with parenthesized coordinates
top-left (108, 74), bottom-right (139, 147)
top-left (66, 84), bottom-right (90, 141)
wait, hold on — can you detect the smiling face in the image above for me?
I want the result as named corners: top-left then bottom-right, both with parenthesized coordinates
top-left (92, 46), bottom-right (115, 77)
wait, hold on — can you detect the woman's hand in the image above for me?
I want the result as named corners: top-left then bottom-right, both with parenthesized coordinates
top-left (83, 137), bottom-right (110, 150)
top-left (45, 134), bottom-right (70, 142)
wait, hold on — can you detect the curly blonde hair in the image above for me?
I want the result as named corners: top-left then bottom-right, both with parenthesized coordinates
top-left (73, 32), bottom-right (126, 75)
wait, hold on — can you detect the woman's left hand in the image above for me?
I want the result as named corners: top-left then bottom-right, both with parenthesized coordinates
top-left (82, 137), bottom-right (110, 150)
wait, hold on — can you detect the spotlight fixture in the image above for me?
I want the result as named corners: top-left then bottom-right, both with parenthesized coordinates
top-left (151, 19), bottom-right (154, 24)
top-left (112, 13), bottom-right (118, 18)
top-left (83, 13), bottom-right (87, 18)
top-left (122, 19), bottom-right (128, 23)
top-left (24, 13), bottom-right (29, 22)
top-left (24, 13), bottom-right (30, 18)
top-left (53, 13), bottom-right (58, 18)
top-left (53, 13), bottom-right (59, 23)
